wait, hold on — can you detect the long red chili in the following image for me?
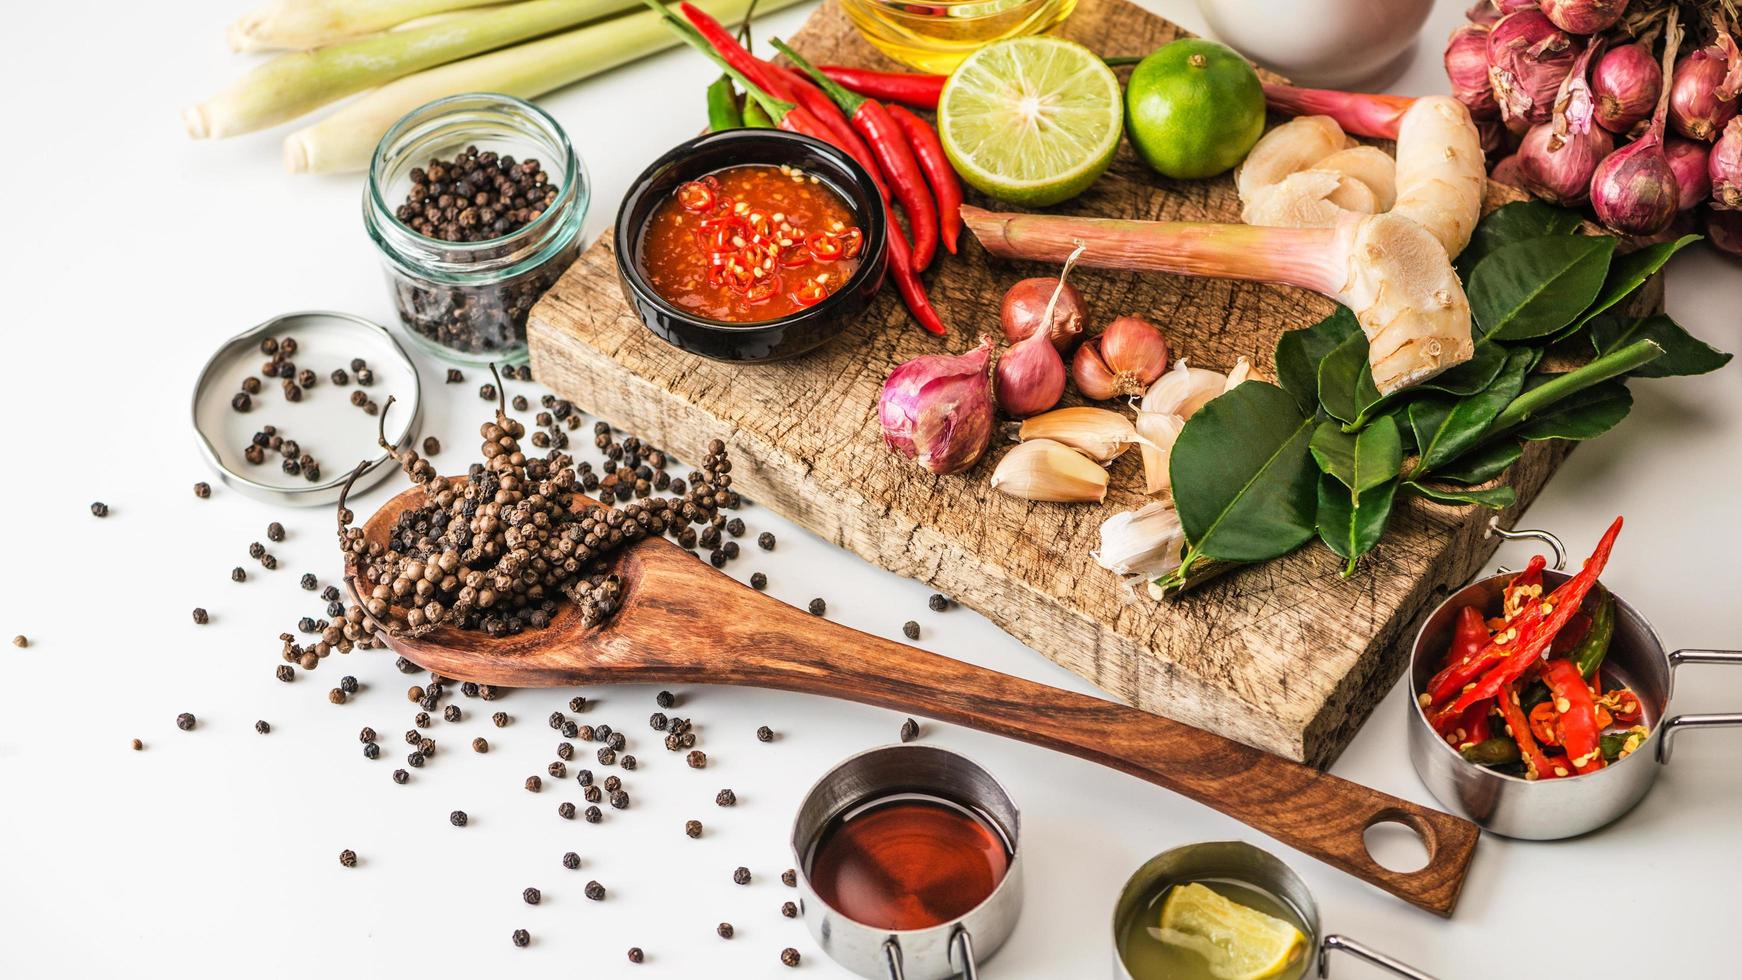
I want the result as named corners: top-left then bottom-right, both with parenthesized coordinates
top-left (885, 105), bottom-right (962, 256)
top-left (1497, 681), bottom-right (1560, 780)
top-left (882, 206), bottom-right (946, 335)
top-left (772, 39), bottom-right (937, 272)
top-left (1426, 603), bottom-right (1506, 706)
top-left (1440, 517), bottom-right (1623, 721)
top-left (1502, 554), bottom-right (1548, 620)
top-left (1542, 659), bottom-right (1605, 774)
top-left (818, 65), bottom-right (945, 109)
top-left (763, 63), bottom-right (892, 203)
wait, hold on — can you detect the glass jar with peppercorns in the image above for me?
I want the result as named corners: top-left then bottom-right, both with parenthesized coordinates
top-left (364, 93), bottom-right (588, 363)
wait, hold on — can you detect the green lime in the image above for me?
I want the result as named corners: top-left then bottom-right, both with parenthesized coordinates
top-left (937, 37), bottom-right (1123, 207)
top-left (1125, 38), bottom-right (1265, 179)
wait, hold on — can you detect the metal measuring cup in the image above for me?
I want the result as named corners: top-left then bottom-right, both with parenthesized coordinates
top-left (789, 744), bottom-right (1023, 980)
top-left (1407, 523), bottom-right (1742, 839)
top-left (1112, 841), bottom-right (1436, 979)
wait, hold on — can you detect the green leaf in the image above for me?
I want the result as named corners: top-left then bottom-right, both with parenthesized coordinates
top-left (1317, 329), bottom-right (1386, 428)
top-left (1408, 347), bottom-right (1535, 476)
top-left (1561, 235), bottom-right (1699, 339)
top-left (1275, 307), bottom-right (1360, 414)
top-left (1590, 313), bottom-right (1733, 378)
top-left (1469, 235), bottom-right (1617, 341)
top-left (1170, 381), bottom-right (1319, 565)
top-left (1317, 475), bottom-right (1398, 575)
top-left (1514, 379), bottom-right (1633, 441)
top-left (1457, 201), bottom-right (1585, 280)
top-left (1413, 341), bottom-right (1507, 396)
top-left (1405, 481), bottom-right (1518, 509)
top-left (1432, 439), bottom-right (1523, 485)
top-left (1310, 415), bottom-right (1403, 497)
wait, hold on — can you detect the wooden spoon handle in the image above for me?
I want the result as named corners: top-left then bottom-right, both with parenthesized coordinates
top-left (737, 609), bottom-right (1477, 917)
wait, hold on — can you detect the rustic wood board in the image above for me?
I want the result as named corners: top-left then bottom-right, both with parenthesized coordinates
top-left (529, 0), bottom-right (1646, 765)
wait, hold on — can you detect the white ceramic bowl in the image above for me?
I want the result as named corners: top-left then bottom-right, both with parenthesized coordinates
top-left (1194, 0), bottom-right (1434, 89)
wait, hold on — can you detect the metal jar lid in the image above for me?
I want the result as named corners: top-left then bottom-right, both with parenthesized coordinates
top-left (191, 310), bottom-right (422, 506)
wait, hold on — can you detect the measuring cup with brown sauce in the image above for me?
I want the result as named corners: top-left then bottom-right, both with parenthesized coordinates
top-left (790, 744), bottom-right (1022, 980)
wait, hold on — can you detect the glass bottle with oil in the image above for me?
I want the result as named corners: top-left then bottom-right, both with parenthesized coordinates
top-left (839, 0), bottom-right (1081, 74)
top-left (1115, 876), bottom-right (1310, 980)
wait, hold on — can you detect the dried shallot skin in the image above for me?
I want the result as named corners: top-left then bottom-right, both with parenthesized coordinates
top-left (1487, 9), bottom-right (1582, 128)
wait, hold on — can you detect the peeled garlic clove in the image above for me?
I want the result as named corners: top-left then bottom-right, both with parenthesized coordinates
top-left (1223, 356), bottom-right (1253, 391)
top-left (1092, 500), bottom-right (1185, 586)
top-left (1134, 410), bottom-right (1184, 495)
top-left (1140, 358), bottom-right (1227, 419)
top-left (1018, 407), bottom-right (1139, 463)
top-left (989, 439), bottom-right (1109, 503)
top-left (1235, 115), bottom-right (1348, 201)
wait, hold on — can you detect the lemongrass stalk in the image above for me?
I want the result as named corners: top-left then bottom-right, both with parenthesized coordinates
top-left (227, 0), bottom-right (509, 52)
top-left (283, 0), bottom-right (801, 173)
top-left (188, 0), bottom-right (641, 139)
top-left (961, 206), bottom-right (1474, 394)
top-left (1262, 83), bottom-right (1415, 139)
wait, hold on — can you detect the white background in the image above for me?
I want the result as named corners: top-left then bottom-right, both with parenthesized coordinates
top-left (2, 1), bottom-right (1739, 977)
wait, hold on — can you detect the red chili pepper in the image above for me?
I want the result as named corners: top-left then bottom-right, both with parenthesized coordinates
top-left (1438, 517), bottom-right (1624, 722)
top-left (1542, 659), bottom-right (1605, 774)
top-left (764, 63), bottom-right (892, 204)
top-left (806, 231), bottom-right (843, 260)
top-left (1597, 686), bottom-right (1644, 725)
top-left (1528, 700), bottom-right (1561, 746)
top-left (772, 40), bottom-right (937, 272)
top-left (1503, 554), bottom-right (1547, 620)
top-left (885, 104), bottom-right (963, 256)
top-left (1425, 604), bottom-right (1498, 706)
top-left (882, 206), bottom-right (946, 335)
top-left (1497, 682), bottom-right (1561, 780)
top-left (818, 65), bottom-right (946, 110)
top-left (791, 280), bottom-right (828, 306)
top-left (1550, 610), bottom-right (1592, 658)
top-left (677, 180), bottom-right (716, 212)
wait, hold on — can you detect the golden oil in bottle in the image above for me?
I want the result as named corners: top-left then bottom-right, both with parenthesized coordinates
top-left (839, 0), bottom-right (1080, 74)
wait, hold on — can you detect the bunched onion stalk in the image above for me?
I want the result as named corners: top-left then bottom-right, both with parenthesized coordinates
top-left (961, 206), bottom-right (1475, 395)
top-left (187, 0), bottom-right (642, 139)
top-left (284, 0), bottom-right (802, 173)
top-left (226, 0), bottom-right (508, 52)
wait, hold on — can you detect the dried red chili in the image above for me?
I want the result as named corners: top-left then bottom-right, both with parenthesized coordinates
top-left (1542, 658), bottom-right (1605, 774)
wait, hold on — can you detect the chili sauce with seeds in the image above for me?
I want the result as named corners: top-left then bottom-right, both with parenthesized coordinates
top-left (639, 164), bottom-right (863, 323)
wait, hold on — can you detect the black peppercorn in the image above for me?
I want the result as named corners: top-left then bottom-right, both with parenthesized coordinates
top-left (562, 851), bottom-right (580, 869)
top-left (758, 531), bottom-right (776, 551)
top-left (584, 785), bottom-right (602, 804)
top-left (131, 738), bottom-right (143, 750)
top-left (584, 805), bottom-right (602, 823)
top-left (902, 620), bottom-right (920, 640)
top-left (686, 750), bottom-right (707, 769)
top-left (407, 752), bottom-right (425, 768)
top-left (561, 720), bottom-right (579, 738)
top-left (192, 607), bottom-right (209, 625)
top-left (523, 886), bottom-right (541, 905)
top-left (194, 482), bottom-right (211, 499)
top-left (685, 819), bottom-right (703, 838)
top-left (340, 675), bottom-right (358, 694)
top-left (607, 731), bottom-right (625, 751)
top-left (492, 711), bottom-right (509, 727)
top-left (393, 769), bottom-right (409, 784)
top-left (449, 810), bottom-right (468, 827)
top-left (568, 696), bottom-right (586, 712)
top-left (929, 593), bottom-right (951, 611)
top-left (267, 521), bottom-right (285, 542)
top-left (479, 383), bottom-right (497, 401)
top-left (781, 901), bottom-right (798, 918)
top-left (511, 929), bottom-right (529, 948)
top-left (733, 867), bottom-right (750, 885)
top-left (649, 712), bottom-right (668, 731)
top-left (781, 948), bottom-right (801, 968)
top-left (717, 922), bottom-right (734, 939)
top-left (900, 717), bottom-right (920, 742)
top-left (255, 720), bottom-right (271, 735)
top-left (656, 690), bottom-right (676, 708)
top-left (300, 573), bottom-right (317, 591)
top-left (176, 712), bottom-right (196, 731)
top-left (363, 742), bottom-right (379, 759)
top-left (621, 754), bottom-right (637, 770)
top-left (808, 597), bottom-right (826, 616)
top-left (627, 947), bottom-right (643, 964)
top-left (339, 849), bottom-right (357, 868)
top-left (422, 436), bottom-right (441, 456)
top-left (275, 664), bottom-right (294, 682)
top-left (577, 768), bottom-right (594, 787)
top-left (610, 790), bottom-right (629, 809)
top-left (585, 880), bottom-right (605, 901)
top-left (231, 567), bottom-right (247, 582)
top-left (596, 747), bottom-right (616, 766)
top-left (757, 725), bottom-right (774, 742)
top-left (781, 868), bottom-right (797, 887)
top-left (525, 775), bottom-right (542, 792)
top-left (472, 737), bottom-right (489, 753)
top-left (750, 572), bottom-right (767, 590)
top-left (558, 801), bottom-right (576, 819)
top-left (231, 392), bottom-right (253, 412)
top-left (716, 789), bottom-right (736, 807)
top-left (445, 368), bottom-right (464, 383)
top-left (548, 761), bottom-right (567, 779)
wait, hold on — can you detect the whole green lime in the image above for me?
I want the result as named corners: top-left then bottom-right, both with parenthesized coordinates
top-left (1124, 39), bottom-right (1266, 180)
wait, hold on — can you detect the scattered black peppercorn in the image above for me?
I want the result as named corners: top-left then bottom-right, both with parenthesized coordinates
top-left (267, 521), bottom-right (285, 542)
top-left (511, 394), bottom-right (529, 412)
top-left (523, 887), bottom-right (541, 905)
top-left (610, 790), bottom-right (629, 809)
top-left (444, 704), bottom-right (461, 722)
top-left (90, 501), bottom-right (110, 518)
top-left (449, 810), bottom-right (468, 827)
top-left (556, 741), bottom-right (574, 761)
top-left (492, 711), bottom-right (509, 728)
top-left (192, 608), bottom-right (209, 625)
top-left (231, 567), bottom-right (247, 583)
top-left (781, 869), bottom-right (797, 887)
top-left (781, 948), bottom-right (801, 968)
top-left (627, 947), bottom-right (644, 964)
top-left (131, 738), bottom-right (143, 751)
top-left (511, 929), bottom-right (530, 948)
top-left (363, 742), bottom-right (380, 760)
top-left (577, 768), bottom-right (594, 787)
top-left (328, 688), bottom-right (347, 704)
top-left (232, 392), bottom-right (253, 412)
top-left (685, 819), bottom-right (703, 839)
top-left (602, 775), bottom-right (621, 792)
top-left (585, 880), bottom-right (606, 901)
top-left (300, 573), bottom-right (317, 591)
top-left (686, 750), bottom-right (707, 769)
top-left (902, 620), bottom-right (920, 640)
top-left (621, 754), bottom-right (637, 770)
top-left (276, 664), bottom-right (294, 682)
top-left (758, 531), bottom-right (776, 551)
top-left (733, 867), bottom-right (751, 885)
top-left (422, 436), bottom-right (440, 456)
top-left (716, 789), bottom-right (737, 807)
top-left (176, 713), bottom-right (196, 731)
top-left (525, 775), bottom-right (542, 792)
top-left (808, 597), bottom-right (826, 616)
top-left (717, 922), bottom-right (735, 939)
top-left (781, 901), bottom-right (798, 918)
top-left (584, 786), bottom-right (602, 804)
top-left (479, 383), bottom-right (497, 401)
top-left (928, 593), bottom-right (951, 612)
top-left (597, 747), bottom-right (616, 766)
top-left (255, 720), bottom-right (271, 735)
top-left (12, 635), bottom-right (27, 648)
top-left (407, 752), bottom-right (425, 768)
top-left (340, 675), bottom-right (358, 694)
top-left (656, 690), bottom-right (676, 708)
top-left (750, 572), bottom-right (767, 590)
top-left (393, 769), bottom-right (409, 784)
top-left (548, 761), bottom-right (567, 779)
top-left (446, 368), bottom-right (464, 383)
top-left (757, 725), bottom-right (775, 742)
top-left (584, 805), bottom-right (602, 823)
top-left (339, 849), bottom-right (357, 868)
top-left (607, 731), bottom-right (626, 751)
top-left (649, 712), bottom-right (668, 731)
top-left (472, 737), bottom-right (489, 753)
top-left (194, 482), bottom-right (211, 499)
top-left (562, 851), bottom-right (580, 870)
top-left (558, 802), bottom-right (576, 819)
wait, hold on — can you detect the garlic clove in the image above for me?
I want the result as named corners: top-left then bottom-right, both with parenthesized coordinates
top-left (1140, 358), bottom-right (1227, 419)
top-left (989, 439), bottom-right (1109, 503)
top-left (1240, 169), bottom-right (1378, 229)
top-left (1223, 356), bottom-right (1253, 391)
top-left (1133, 410), bottom-right (1183, 495)
top-left (1092, 500), bottom-right (1185, 588)
top-left (1017, 407), bottom-right (1139, 462)
top-left (1235, 115), bottom-right (1348, 201)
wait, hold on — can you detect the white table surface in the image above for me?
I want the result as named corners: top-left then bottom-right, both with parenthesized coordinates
top-left (3, 1), bottom-right (1739, 977)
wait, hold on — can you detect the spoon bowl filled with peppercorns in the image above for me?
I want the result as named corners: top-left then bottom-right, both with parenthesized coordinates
top-left (340, 371), bottom-right (1481, 916)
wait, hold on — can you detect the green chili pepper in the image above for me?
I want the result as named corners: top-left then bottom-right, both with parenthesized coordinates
top-left (707, 74), bottom-right (742, 132)
top-left (1600, 732), bottom-right (1627, 762)
top-left (1573, 586), bottom-right (1615, 679)
top-left (1519, 679), bottom-right (1551, 714)
top-left (1460, 737), bottom-right (1522, 766)
top-left (742, 97), bottom-right (773, 128)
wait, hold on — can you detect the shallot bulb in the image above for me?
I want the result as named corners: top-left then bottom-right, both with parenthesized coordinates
top-left (1488, 10), bottom-right (1581, 127)
top-left (1710, 117), bottom-right (1742, 208)
top-left (1000, 277), bottom-right (1084, 351)
top-left (1592, 12), bottom-right (1683, 235)
top-left (1540, 0), bottom-right (1630, 36)
top-left (1071, 315), bottom-right (1170, 401)
top-left (1666, 137), bottom-right (1712, 209)
top-left (1519, 42), bottom-right (1612, 205)
top-left (1669, 27), bottom-right (1742, 141)
top-left (879, 336), bottom-right (996, 476)
top-left (1490, 152), bottom-right (1526, 186)
top-left (996, 319), bottom-right (1067, 417)
top-left (1703, 204), bottom-right (1742, 255)
top-left (1592, 42), bottom-right (1662, 135)
top-left (1446, 23), bottom-right (1499, 119)
top-left (1466, 0), bottom-right (1502, 27)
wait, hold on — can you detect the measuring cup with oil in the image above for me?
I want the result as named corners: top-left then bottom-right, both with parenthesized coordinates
top-left (790, 744), bottom-right (1022, 979)
top-left (1113, 841), bottom-right (1436, 980)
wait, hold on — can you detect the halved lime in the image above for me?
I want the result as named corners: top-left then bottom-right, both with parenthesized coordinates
top-left (937, 36), bottom-right (1123, 207)
top-left (1157, 882), bottom-right (1307, 980)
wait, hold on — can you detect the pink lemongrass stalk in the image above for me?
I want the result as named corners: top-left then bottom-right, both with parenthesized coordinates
top-left (1263, 83), bottom-right (1415, 139)
top-left (960, 206), bottom-right (1474, 395)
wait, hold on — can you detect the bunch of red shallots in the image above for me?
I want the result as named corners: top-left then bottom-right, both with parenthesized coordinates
top-left (1452, 0), bottom-right (1742, 252)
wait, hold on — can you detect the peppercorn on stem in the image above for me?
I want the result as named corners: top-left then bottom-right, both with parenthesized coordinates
top-left (225, 0), bottom-right (505, 52)
top-left (189, 0), bottom-right (646, 139)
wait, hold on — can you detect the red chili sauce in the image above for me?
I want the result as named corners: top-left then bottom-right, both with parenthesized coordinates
top-left (639, 164), bottom-right (863, 323)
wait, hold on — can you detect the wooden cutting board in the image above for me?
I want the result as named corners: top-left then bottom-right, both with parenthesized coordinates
top-left (528, 0), bottom-right (1637, 765)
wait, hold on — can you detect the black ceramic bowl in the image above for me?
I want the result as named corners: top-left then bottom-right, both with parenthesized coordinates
top-left (614, 129), bottom-right (889, 362)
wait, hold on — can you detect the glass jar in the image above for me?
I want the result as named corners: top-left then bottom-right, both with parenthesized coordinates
top-left (839, 0), bottom-right (1079, 74)
top-left (364, 93), bottom-right (588, 363)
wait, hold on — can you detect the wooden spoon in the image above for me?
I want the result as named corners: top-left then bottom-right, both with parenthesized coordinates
top-left (350, 486), bottom-right (1477, 917)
